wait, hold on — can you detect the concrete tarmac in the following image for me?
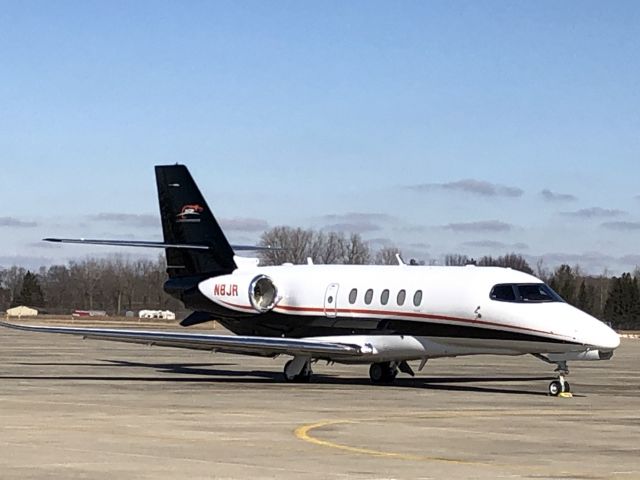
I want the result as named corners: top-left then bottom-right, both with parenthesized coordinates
top-left (1, 323), bottom-right (639, 479)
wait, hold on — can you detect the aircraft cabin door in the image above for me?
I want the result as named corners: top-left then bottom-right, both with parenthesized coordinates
top-left (324, 283), bottom-right (339, 318)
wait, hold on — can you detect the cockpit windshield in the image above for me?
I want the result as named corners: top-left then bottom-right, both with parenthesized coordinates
top-left (490, 283), bottom-right (564, 303)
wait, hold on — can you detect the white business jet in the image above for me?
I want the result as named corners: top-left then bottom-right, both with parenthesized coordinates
top-left (0, 165), bottom-right (620, 396)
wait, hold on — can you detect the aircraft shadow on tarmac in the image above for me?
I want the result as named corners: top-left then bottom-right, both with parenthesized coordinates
top-left (3, 359), bottom-right (557, 396)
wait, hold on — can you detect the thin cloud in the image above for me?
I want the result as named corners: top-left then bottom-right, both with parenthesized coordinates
top-left (406, 179), bottom-right (523, 198)
top-left (0, 255), bottom-right (53, 269)
top-left (0, 216), bottom-right (38, 228)
top-left (532, 252), bottom-right (615, 270)
top-left (220, 218), bottom-right (269, 232)
top-left (540, 252), bottom-right (615, 264)
top-left (461, 240), bottom-right (529, 250)
top-left (368, 237), bottom-right (395, 248)
top-left (443, 220), bottom-right (513, 233)
top-left (322, 222), bottom-right (382, 234)
top-left (530, 252), bottom-right (640, 274)
top-left (318, 212), bottom-right (396, 223)
top-left (620, 254), bottom-right (640, 265)
top-left (540, 189), bottom-right (577, 202)
top-left (88, 213), bottom-right (160, 228)
top-left (560, 207), bottom-right (626, 219)
top-left (28, 241), bottom-right (63, 249)
top-left (395, 224), bottom-right (430, 234)
top-left (318, 213), bottom-right (395, 234)
top-left (601, 221), bottom-right (640, 231)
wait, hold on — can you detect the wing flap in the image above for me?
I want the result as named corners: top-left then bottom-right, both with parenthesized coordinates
top-left (0, 321), bottom-right (363, 358)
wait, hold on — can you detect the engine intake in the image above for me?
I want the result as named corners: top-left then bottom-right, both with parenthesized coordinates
top-left (249, 275), bottom-right (278, 312)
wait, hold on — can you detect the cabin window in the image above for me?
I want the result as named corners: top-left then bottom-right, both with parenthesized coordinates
top-left (490, 284), bottom-right (516, 302)
top-left (364, 289), bottom-right (374, 305)
top-left (517, 284), bottom-right (562, 303)
top-left (397, 289), bottom-right (406, 305)
top-left (413, 290), bottom-right (423, 306)
top-left (380, 289), bottom-right (389, 305)
top-left (349, 288), bottom-right (357, 304)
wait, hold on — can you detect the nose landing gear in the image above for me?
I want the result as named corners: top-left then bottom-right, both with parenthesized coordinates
top-left (548, 361), bottom-right (571, 397)
top-left (533, 354), bottom-right (573, 397)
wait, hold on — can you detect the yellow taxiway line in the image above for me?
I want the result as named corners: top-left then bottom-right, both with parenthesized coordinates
top-left (295, 419), bottom-right (490, 465)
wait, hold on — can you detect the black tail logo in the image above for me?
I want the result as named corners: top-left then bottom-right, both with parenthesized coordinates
top-left (177, 204), bottom-right (204, 222)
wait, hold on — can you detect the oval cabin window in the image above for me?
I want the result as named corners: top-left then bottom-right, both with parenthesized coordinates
top-left (364, 289), bottom-right (374, 305)
top-left (380, 289), bottom-right (389, 305)
top-left (397, 289), bottom-right (406, 306)
top-left (349, 288), bottom-right (358, 304)
top-left (413, 290), bottom-right (423, 306)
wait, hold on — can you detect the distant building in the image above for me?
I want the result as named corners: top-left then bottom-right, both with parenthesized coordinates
top-left (7, 306), bottom-right (39, 317)
top-left (72, 310), bottom-right (107, 317)
top-left (138, 309), bottom-right (176, 320)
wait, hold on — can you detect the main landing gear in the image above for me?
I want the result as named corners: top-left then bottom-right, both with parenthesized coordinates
top-left (369, 362), bottom-right (397, 384)
top-left (369, 361), bottom-right (415, 385)
top-left (283, 358), bottom-right (313, 383)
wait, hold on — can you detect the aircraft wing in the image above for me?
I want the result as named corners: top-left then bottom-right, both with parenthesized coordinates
top-left (0, 321), bottom-right (363, 358)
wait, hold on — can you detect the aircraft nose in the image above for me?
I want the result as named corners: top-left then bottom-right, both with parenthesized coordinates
top-left (593, 321), bottom-right (620, 350)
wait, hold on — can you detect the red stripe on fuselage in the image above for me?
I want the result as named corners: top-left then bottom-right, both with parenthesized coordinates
top-left (216, 299), bottom-right (255, 311)
top-left (273, 304), bottom-right (560, 338)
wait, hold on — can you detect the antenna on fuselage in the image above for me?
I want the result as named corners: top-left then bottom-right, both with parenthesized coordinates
top-left (395, 253), bottom-right (406, 266)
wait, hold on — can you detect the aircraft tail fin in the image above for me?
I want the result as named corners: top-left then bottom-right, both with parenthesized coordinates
top-left (155, 165), bottom-right (237, 278)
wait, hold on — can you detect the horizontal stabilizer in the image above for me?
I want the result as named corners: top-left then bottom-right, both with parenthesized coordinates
top-left (43, 238), bottom-right (279, 252)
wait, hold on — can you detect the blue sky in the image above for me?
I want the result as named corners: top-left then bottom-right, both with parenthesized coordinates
top-left (1, 1), bottom-right (639, 273)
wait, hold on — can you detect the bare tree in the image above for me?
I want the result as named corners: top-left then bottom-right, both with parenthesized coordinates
top-left (259, 226), bottom-right (316, 265)
top-left (444, 254), bottom-right (475, 266)
top-left (317, 232), bottom-right (348, 264)
top-left (477, 253), bottom-right (533, 274)
top-left (375, 246), bottom-right (401, 265)
top-left (259, 227), bottom-right (372, 265)
top-left (535, 258), bottom-right (550, 282)
top-left (343, 233), bottom-right (371, 264)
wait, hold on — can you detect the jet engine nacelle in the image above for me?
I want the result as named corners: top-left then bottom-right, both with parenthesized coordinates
top-left (198, 273), bottom-right (280, 314)
top-left (546, 350), bottom-right (614, 362)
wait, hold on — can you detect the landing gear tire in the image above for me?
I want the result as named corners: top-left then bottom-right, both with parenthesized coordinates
top-left (283, 359), bottom-right (312, 383)
top-left (369, 362), bottom-right (397, 385)
top-left (548, 380), bottom-right (571, 396)
top-left (369, 363), bottom-right (385, 384)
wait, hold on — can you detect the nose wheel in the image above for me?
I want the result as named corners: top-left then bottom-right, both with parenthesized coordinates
top-left (548, 378), bottom-right (571, 396)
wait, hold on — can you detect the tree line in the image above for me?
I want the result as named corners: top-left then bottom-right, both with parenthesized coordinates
top-left (0, 256), bottom-right (183, 316)
top-left (1, 226), bottom-right (638, 330)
